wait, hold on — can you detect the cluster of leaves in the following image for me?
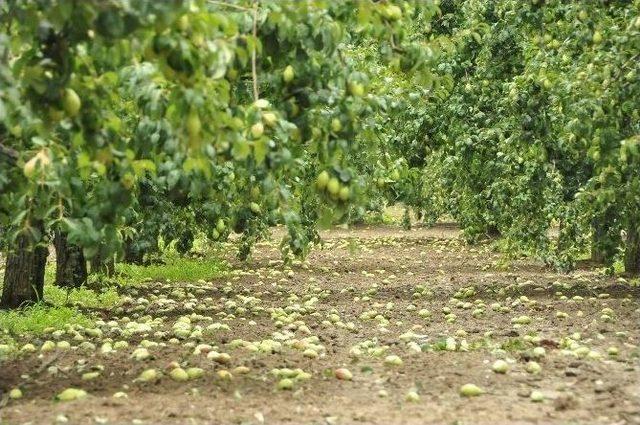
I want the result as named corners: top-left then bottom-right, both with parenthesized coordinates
top-left (0, 0), bottom-right (441, 272)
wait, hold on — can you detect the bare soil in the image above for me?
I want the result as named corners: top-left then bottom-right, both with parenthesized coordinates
top-left (1, 224), bottom-right (639, 425)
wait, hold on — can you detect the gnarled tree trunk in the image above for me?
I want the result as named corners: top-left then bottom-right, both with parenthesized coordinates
top-left (1, 225), bottom-right (48, 309)
top-left (54, 231), bottom-right (87, 288)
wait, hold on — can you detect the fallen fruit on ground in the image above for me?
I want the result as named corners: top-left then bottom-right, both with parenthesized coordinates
top-left (56, 388), bottom-right (88, 402)
top-left (460, 384), bottom-right (483, 397)
top-left (136, 369), bottom-right (159, 383)
top-left (9, 388), bottom-right (23, 400)
top-left (334, 368), bottom-right (353, 381)
top-left (530, 390), bottom-right (545, 402)
top-left (492, 359), bottom-right (509, 374)
top-left (277, 378), bottom-right (294, 390)
top-left (169, 367), bottom-right (189, 382)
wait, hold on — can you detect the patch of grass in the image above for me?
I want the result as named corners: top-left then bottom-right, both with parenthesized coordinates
top-left (428, 339), bottom-right (448, 351)
top-left (363, 211), bottom-right (396, 225)
top-left (612, 259), bottom-right (625, 275)
top-left (500, 337), bottom-right (527, 352)
top-left (347, 238), bottom-right (360, 255)
top-left (44, 285), bottom-right (121, 309)
top-left (0, 304), bottom-right (93, 337)
top-left (116, 256), bottom-right (227, 285)
top-left (44, 262), bottom-right (56, 285)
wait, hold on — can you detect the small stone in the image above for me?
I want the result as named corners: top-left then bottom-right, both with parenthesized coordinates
top-left (565, 368), bottom-right (579, 377)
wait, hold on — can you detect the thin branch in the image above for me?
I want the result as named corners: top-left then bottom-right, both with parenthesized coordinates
top-left (207, 0), bottom-right (252, 12)
top-left (251, 0), bottom-right (259, 101)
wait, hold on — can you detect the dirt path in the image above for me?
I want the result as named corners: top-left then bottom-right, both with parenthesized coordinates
top-left (1, 224), bottom-right (639, 424)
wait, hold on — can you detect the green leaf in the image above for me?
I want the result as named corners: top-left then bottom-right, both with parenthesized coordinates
top-left (131, 160), bottom-right (156, 176)
top-left (232, 139), bottom-right (251, 160)
top-left (254, 138), bottom-right (269, 164)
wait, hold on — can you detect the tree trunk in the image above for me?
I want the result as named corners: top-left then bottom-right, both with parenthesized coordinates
top-left (487, 225), bottom-right (501, 238)
top-left (624, 225), bottom-right (640, 276)
top-left (54, 231), bottom-right (87, 288)
top-left (591, 222), bottom-right (608, 263)
top-left (90, 247), bottom-right (115, 277)
top-left (1, 227), bottom-right (48, 309)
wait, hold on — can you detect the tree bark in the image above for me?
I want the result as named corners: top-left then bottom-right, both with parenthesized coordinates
top-left (54, 231), bottom-right (87, 288)
top-left (1, 226), bottom-right (48, 309)
top-left (90, 247), bottom-right (115, 277)
top-left (486, 225), bottom-right (501, 238)
top-left (591, 222), bottom-right (608, 263)
top-left (624, 225), bottom-right (640, 276)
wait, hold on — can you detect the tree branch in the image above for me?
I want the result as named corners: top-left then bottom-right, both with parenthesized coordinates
top-left (251, 0), bottom-right (259, 101)
top-left (208, 0), bottom-right (252, 12)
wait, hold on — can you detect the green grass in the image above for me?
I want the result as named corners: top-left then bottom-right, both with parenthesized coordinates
top-left (0, 253), bottom-right (227, 339)
top-left (0, 304), bottom-right (93, 337)
top-left (612, 259), bottom-right (625, 275)
top-left (362, 210), bottom-right (396, 225)
top-left (44, 285), bottom-right (121, 308)
top-left (116, 256), bottom-right (227, 284)
top-left (429, 339), bottom-right (448, 351)
top-left (500, 337), bottom-right (527, 352)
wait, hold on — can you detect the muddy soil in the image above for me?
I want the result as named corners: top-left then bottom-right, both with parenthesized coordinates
top-left (1, 224), bottom-right (639, 425)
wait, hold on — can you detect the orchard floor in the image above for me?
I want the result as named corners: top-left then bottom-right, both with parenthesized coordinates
top-left (1, 224), bottom-right (639, 425)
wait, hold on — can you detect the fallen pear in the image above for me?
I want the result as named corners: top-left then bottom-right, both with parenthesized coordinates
top-left (459, 383), bottom-right (483, 397)
top-left (186, 367), bottom-right (204, 379)
top-left (530, 390), bottom-right (545, 402)
top-left (56, 388), bottom-right (88, 402)
top-left (405, 390), bottom-right (420, 402)
top-left (334, 368), bottom-right (353, 381)
top-left (492, 359), bottom-right (509, 374)
top-left (169, 367), bottom-right (190, 382)
top-left (277, 378), bottom-right (294, 390)
top-left (136, 368), bottom-right (159, 383)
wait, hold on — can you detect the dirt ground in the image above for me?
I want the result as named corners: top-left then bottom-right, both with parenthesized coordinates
top-left (1, 224), bottom-right (639, 425)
